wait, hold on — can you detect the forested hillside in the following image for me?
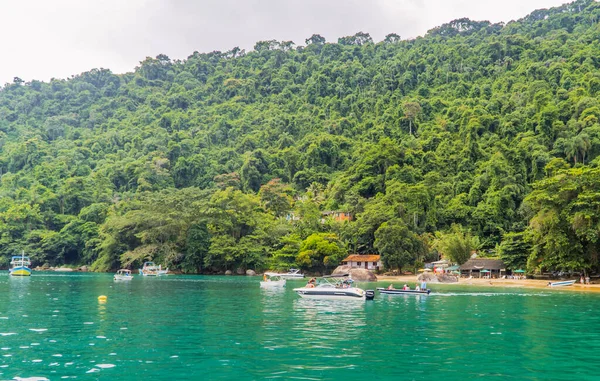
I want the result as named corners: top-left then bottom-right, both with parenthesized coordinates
top-left (1, 0), bottom-right (600, 274)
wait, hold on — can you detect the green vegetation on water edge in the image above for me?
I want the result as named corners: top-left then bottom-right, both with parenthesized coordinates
top-left (1, 0), bottom-right (600, 275)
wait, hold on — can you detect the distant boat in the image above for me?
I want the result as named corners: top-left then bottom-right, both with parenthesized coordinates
top-left (139, 261), bottom-right (168, 276)
top-left (377, 287), bottom-right (431, 295)
top-left (9, 252), bottom-right (32, 277)
top-left (548, 280), bottom-right (575, 287)
top-left (279, 268), bottom-right (305, 279)
top-left (114, 269), bottom-right (133, 281)
top-left (260, 273), bottom-right (286, 288)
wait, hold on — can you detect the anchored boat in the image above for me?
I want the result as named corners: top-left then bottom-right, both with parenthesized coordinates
top-left (548, 280), bottom-right (575, 287)
top-left (279, 268), bottom-right (305, 279)
top-left (377, 287), bottom-right (431, 295)
top-left (114, 269), bottom-right (133, 281)
top-left (139, 261), bottom-right (168, 276)
top-left (9, 252), bottom-right (32, 277)
top-left (294, 274), bottom-right (366, 300)
top-left (260, 273), bottom-right (286, 288)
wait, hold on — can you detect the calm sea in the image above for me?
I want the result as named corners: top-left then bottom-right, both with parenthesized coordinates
top-left (0, 273), bottom-right (598, 380)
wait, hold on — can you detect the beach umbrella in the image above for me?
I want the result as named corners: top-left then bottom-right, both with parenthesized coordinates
top-left (418, 269), bottom-right (425, 272)
top-left (514, 269), bottom-right (525, 273)
top-left (480, 269), bottom-right (490, 278)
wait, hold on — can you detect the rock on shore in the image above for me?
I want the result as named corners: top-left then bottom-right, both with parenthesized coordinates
top-left (332, 265), bottom-right (377, 281)
top-left (417, 273), bottom-right (458, 283)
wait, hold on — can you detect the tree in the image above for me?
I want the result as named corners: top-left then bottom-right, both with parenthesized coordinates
top-left (434, 225), bottom-right (479, 265)
top-left (296, 233), bottom-right (345, 273)
top-left (403, 102), bottom-right (421, 135)
top-left (374, 219), bottom-right (424, 271)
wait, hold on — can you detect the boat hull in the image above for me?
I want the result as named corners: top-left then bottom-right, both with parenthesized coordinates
top-left (114, 275), bottom-right (133, 281)
top-left (294, 287), bottom-right (366, 300)
top-left (377, 288), bottom-right (431, 295)
top-left (549, 280), bottom-right (575, 287)
top-left (280, 274), bottom-right (305, 279)
top-left (10, 267), bottom-right (32, 276)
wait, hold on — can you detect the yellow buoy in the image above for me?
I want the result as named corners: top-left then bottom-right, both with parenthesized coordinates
top-left (98, 295), bottom-right (107, 301)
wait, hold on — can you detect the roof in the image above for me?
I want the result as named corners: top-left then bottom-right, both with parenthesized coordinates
top-left (459, 259), bottom-right (506, 271)
top-left (342, 254), bottom-right (381, 262)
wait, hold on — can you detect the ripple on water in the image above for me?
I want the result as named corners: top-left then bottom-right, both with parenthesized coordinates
top-left (28, 329), bottom-right (48, 332)
top-left (96, 364), bottom-right (115, 369)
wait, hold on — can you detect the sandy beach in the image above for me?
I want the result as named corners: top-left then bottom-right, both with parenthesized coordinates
top-left (376, 275), bottom-right (600, 293)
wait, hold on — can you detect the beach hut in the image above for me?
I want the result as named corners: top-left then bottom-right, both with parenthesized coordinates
top-left (459, 259), bottom-right (506, 279)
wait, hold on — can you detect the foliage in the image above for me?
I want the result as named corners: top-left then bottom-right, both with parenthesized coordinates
top-left (2, 0), bottom-right (600, 273)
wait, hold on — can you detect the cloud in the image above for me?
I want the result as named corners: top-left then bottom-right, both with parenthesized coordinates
top-left (0, 0), bottom-right (569, 85)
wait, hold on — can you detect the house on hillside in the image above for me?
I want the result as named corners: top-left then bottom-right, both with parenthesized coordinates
top-left (341, 254), bottom-right (381, 271)
top-left (459, 258), bottom-right (506, 279)
top-left (321, 211), bottom-right (353, 223)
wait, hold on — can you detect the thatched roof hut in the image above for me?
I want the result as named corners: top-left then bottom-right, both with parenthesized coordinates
top-left (459, 259), bottom-right (506, 278)
top-left (459, 259), bottom-right (506, 271)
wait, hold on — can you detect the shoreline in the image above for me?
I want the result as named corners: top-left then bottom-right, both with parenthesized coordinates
top-left (375, 275), bottom-right (600, 293)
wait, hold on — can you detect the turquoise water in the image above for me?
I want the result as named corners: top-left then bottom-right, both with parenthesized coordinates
top-left (1, 273), bottom-right (599, 380)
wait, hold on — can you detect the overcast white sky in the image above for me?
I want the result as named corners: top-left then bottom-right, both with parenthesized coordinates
top-left (0, 0), bottom-right (570, 85)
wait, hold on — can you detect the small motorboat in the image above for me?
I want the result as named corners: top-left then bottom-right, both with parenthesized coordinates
top-left (9, 252), bottom-right (32, 277)
top-left (260, 273), bottom-right (286, 288)
top-left (139, 261), bottom-right (168, 276)
top-left (294, 274), bottom-right (366, 300)
top-left (279, 268), bottom-right (305, 279)
top-left (114, 269), bottom-right (133, 281)
top-left (377, 287), bottom-right (431, 295)
top-left (548, 280), bottom-right (576, 287)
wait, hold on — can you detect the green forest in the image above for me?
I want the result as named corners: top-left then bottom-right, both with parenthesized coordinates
top-left (1, 0), bottom-right (600, 275)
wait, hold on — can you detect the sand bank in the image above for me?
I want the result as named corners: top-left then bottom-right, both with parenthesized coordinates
top-left (375, 275), bottom-right (600, 293)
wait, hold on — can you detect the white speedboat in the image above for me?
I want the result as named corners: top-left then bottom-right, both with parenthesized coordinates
top-left (260, 273), bottom-right (286, 288)
top-left (294, 274), bottom-right (366, 300)
top-left (114, 269), bottom-right (133, 281)
top-left (280, 268), bottom-right (305, 279)
top-left (139, 261), bottom-right (168, 276)
top-left (548, 280), bottom-right (575, 287)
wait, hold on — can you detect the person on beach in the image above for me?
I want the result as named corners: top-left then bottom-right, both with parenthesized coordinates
top-left (586, 276), bottom-right (590, 285)
top-left (581, 275), bottom-right (585, 284)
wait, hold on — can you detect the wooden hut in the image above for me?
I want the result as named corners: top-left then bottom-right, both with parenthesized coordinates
top-left (459, 259), bottom-right (506, 279)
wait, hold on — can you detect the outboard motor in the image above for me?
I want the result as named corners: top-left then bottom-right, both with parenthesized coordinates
top-left (365, 290), bottom-right (375, 300)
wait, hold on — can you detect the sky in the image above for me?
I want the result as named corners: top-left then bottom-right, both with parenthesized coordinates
top-left (0, 0), bottom-right (571, 85)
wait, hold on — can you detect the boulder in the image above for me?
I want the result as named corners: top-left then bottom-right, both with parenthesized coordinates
top-left (332, 265), bottom-right (377, 281)
top-left (246, 269), bottom-right (256, 276)
top-left (417, 273), bottom-right (458, 283)
top-left (79, 266), bottom-right (88, 272)
top-left (225, 270), bottom-right (232, 275)
top-left (236, 268), bottom-right (245, 275)
top-left (54, 267), bottom-right (74, 272)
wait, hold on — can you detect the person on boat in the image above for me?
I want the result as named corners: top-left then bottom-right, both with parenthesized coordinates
top-left (306, 278), bottom-right (316, 288)
top-left (387, 284), bottom-right (395, 290)
top-left (415, 284), bottom-right (421, 291)
top-left (263, 274), bottom-right (267, 281)
top-left (402, 284), bottom-right (409, 290)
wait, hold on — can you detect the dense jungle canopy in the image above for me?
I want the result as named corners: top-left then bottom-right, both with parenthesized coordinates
top-left (1, 0), bottom-right (600, 274)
